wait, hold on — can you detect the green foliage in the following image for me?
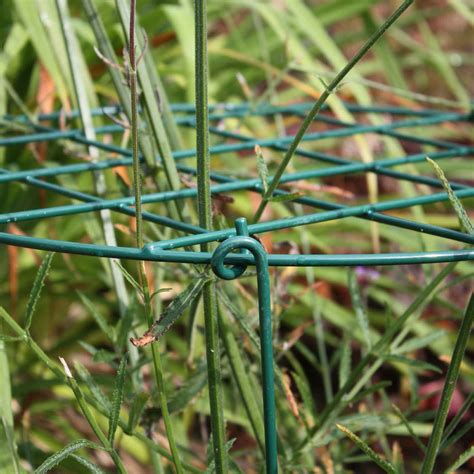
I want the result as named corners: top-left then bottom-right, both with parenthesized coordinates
top-left (0, 0), bottom-right (472, 472)
top-left (24, 253), bottom-right (54, 332)
top-left (34, 440), bottom-right (105, 474)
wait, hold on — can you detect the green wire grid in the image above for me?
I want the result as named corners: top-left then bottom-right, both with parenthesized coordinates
top-left (1, 102), bottom-right (473, 472)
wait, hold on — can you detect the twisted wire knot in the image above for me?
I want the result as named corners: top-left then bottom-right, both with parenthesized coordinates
top-left (211, 235), bottom-right (268, 280)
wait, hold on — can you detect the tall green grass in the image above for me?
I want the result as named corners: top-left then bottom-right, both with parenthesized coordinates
top-left (0, 0), bottom-right (472, 472)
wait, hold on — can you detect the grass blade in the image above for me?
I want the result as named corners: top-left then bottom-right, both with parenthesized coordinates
top-left (336, 424), bottom-right (396, 474)
top-left (252, 0), bottom-right (414, 222)
top-left (55, 0), bottom-right (130, 318)
top-left (301, 260), bottom-right (458, 449)
top-left (393, 329), bottom-right (446, 355)
top-left (108, 355), bottom-right (127, 446)
top-left (0, 340), bottom-right (20, 474)
top-left (443, 445), bottom-right (474, 474)
top-left (338, 334), bottom-right (352, 389)
top-left (348, 269), bottom-right (372, 350)
top-left (34, 439), bottom-right (105, 474)
top-left (219, 309), bottom-right (266, 455)
top-left (24, 253), bottom-right (54, 332)
top-left (392, 404), bottom-right (426, 453)
top-left (439, 393), bottom-right (473, 448)
top-left (77, 292), bottom-right (115, 343)
top-left (421, 294), bottom-right (474, 474)
top-left (255, 144), bottom-right (269, 195)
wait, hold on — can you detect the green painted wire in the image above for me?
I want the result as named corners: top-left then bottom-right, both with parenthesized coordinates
top-left (0, 230), bottom-right (472, 267)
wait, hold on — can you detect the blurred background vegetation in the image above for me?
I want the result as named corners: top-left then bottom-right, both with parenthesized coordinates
top-left (0, 0), bottom-right (473, 472)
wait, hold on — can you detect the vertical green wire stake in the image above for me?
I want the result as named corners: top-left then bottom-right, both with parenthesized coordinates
top-left (211, 218), bottom-right (278, 473)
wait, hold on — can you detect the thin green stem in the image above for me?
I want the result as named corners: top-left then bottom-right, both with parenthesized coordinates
top-left (421, 294), bottom-right (474, 474)
top-left (0, 307), bottom-right (200, 473)
top-left (0, 307), bottom-right (126, 473)
top-left (129, 1), bottom-right (183, 471)
top-left (67, 377), bottom-right (127, 474)
top-left (252, 0), bottom-right (414, 223)
top-left (129, 0), bottom-right (143, 251)
top-left (195, 1), bottom-right (227, 471)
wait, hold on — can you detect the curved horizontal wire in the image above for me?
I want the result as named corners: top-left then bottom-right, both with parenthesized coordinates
top-left (177, 164), bottom-right (474, 246)
top-left (203, 125), bottom-right (468, 191)
top-left (4, 101), bottom-right (464, 124)
top-left (0, 231), bottom-right (472, 267)
top-left (146, 186), bottom-right (474, 250)
top-left (1, 104), bottom-right (472, 260)
top-left (1, 154), bottom-right (473, 232)
top-left (1, 109), bottom-right (470, 150)
top-left (2, 120), bottom-right (470, 198)
top-left (1, 157), bottom-right (472, 245)
top-left (0, 168), bottom-right (205, 235)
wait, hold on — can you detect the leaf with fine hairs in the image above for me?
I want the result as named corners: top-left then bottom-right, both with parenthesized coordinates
top-left (34, 439), bottom-right (105, 474)
top-left (426, 157), bottom-right (474, 235)
top-left (25, 253), bottom-right (54, 332)
top-left (108, 355), bottom-right (127, 446)
top-left (131, 276), bottom-right (208, 347)
top-left (336, 424), bottom-right (397, 474)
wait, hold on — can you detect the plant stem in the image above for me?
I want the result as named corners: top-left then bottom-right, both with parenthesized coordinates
top-left (0, 307), bottom-right (127, 473)
top-left (421, 294), bottom-right (474, 474)
top-left (195, 1), bottom-right (227, 471)
top-left (1, 307), bottom-right (201, 473)
top-left (129, 2), bottom-right (183, 471)
top-left (129, 0), bottom-right (143, 251)
top-left (67, 377), bottom-right (127, 474)
top-left (252, 0), bottom-right (414, 223)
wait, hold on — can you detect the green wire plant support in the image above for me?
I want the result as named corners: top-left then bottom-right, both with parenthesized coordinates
top-left (0, 101), bottom-right (473, 472)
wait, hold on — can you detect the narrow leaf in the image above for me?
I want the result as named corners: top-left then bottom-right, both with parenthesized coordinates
top-left (70, 454), bottom-right (105, 474)
top-left (34, 439), bottom-right (104, 474)
top-left (113, 260), bottom-right (143, 296)
top-left (393, 330), bottom-right (446, 355)
top-left (392, 404), bottom-right (426, 453)
top-left (25, 253), bottom-right (54, 331)
top-left (77, 292), bottom-right (114, 342)
top-left (108, 355), bottom-right (127, 446)
top-left (336, 424), bottom-right (397, 474)
top-left (443, 446), bottom-right (474, 474)
top-left (426, 157), bottom-right (474, 235)
top-left (339, 335), bottom-right (352, 389)
top-left (348, 269), bottom-right (371, 349)
top-left (131, 276), bottom-right (208, 346)
top-left (421, 295), bottom-right (474, 473)
top-left (74, 361), bottom-right (111, 412)
top-left (127, 392), bottom-right (149, 432)
top-left (440, 393), bottom-right (473, 447)
top-left (384, 354), bottom-right (442, 374)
